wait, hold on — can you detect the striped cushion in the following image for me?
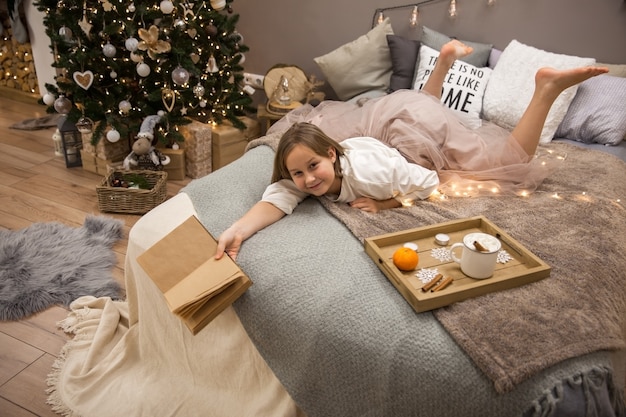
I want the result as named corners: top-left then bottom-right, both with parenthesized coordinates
top-left (555, 74), bottom-right (626, 145)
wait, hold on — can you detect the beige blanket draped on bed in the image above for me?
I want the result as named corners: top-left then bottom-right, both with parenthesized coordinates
top-left (47, 194), bottom-right (303, 417)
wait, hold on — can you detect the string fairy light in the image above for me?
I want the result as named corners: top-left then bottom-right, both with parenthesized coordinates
top-left (373, 0), bottom-right (456, 28)
top-left (425, 182), bottom-right (624, 210)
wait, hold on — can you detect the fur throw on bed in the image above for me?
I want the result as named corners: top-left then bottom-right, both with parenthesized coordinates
top-left (248, 133), bottom-right (626, 394)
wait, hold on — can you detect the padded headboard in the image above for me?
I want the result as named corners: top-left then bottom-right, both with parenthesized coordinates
top-left (236, 0), bottom-right (626, 96)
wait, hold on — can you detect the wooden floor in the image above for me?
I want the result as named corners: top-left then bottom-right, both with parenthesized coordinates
top-left (0, 91), bottom-right (191, 416)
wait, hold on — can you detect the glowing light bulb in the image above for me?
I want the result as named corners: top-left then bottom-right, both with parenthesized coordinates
top-left (377, 11), bottom-right (385, 25)
top-left (448, 0), bottom-right (457, 18)
top-left (409, 6), bottom-right (419, 27)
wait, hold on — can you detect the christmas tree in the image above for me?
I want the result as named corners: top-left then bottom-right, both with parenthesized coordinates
top-left (34, 0), bottom-right (253, 145)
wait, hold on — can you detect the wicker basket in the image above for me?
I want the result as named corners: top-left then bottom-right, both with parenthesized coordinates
top-left (97, 170), bottom-right (168, 214)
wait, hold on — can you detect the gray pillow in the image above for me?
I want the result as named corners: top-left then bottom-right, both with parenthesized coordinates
top-left (386, 35), bottom-right (421, 92)
top-left (555, 74), bottom-right (626, 146)
top-left (420, 26), bottom-right (492, 68)
top-left (314, 19), bottom-right (394, 101)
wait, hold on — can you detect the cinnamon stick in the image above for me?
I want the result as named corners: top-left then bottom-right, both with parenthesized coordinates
top-left (431, 276), bottom-right (453, 292)
top-left (473, 241), bottom-right (488, 252)
top-left (421, 274), bottom-right (443, 292)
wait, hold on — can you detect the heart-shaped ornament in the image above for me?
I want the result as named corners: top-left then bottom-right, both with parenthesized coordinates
top-left (73, 70), bottom-right (94, 90)
top-left (187, 28), bottom-right (197, 38)
top-left (190, 53), bottom-right (200, 64)
top-left (161, 88), bottom-right (176, 112)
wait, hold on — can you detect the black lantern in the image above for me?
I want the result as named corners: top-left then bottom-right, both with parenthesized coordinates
top-left (57, 116), bottom-right (83, 168)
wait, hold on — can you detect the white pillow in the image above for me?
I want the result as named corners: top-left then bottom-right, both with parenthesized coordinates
top-left (413, 45), bottom-right (492, 129)
top-left (482, 40), bottom-right (596, 143)
top-left (314, 19), bottom-right (394, 101)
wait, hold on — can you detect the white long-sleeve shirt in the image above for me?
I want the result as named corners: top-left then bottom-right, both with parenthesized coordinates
top-left (262, 137), bottom-right (439, 214)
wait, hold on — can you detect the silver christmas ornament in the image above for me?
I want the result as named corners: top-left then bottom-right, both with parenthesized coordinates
top-left (193, 83), bottom-right (205, 98)
top-left (53, 96), bottom-right (72, 114)
top-left (172, 66), bottom-right (190, 86)
top-left (58, 26), bottom-right (73, 41)
top-left (75, 117), bottom-right (94, 133)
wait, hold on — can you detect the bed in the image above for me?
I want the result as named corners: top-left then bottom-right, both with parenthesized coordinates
top-left (48, 23), bottom-right (626, 417)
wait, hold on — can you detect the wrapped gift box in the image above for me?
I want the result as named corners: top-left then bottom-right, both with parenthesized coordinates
top-left (81, 130), bottom-right (130, 162)
top-left (180, 120), bottom-right (212, 179)
top-left (80, 149), bottom-right (122, 176)
top-left (211, 116), bottom-right (260, 171)
top-left (181, 117), bottom-right (260, 178)
top-left (160, 147), bottom-right (186, 181)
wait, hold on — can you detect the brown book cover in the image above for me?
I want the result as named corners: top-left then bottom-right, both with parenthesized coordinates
top-left (137, 215), bottom-right (252, 334)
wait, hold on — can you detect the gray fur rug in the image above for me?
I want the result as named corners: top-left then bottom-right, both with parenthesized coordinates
top-left (0, 216), bottom-right (124, 321)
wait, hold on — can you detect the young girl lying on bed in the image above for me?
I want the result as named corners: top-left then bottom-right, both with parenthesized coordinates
top-left (216, 40), bottom-right (607, 261)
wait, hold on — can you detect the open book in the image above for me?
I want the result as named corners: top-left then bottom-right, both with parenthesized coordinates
top-left (137, 215), bottom-right (252, 334)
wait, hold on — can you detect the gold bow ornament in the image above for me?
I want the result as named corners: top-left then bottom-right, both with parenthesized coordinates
top-left (137, 25), bottom-right (171, 60)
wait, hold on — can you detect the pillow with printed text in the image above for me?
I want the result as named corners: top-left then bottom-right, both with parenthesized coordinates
top-left (413, 45), bottom-right (492, 129)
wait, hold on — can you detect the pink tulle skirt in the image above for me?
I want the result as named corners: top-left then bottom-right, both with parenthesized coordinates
top-left (268, 90), bottom-right (562, 196)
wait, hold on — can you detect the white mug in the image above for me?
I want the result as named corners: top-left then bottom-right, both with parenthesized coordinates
top-left (449, 232), bottom-right (501, 279)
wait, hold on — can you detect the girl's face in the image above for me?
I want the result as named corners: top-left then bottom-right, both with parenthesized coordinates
top-left (285, 143), bottom-right (340, 196)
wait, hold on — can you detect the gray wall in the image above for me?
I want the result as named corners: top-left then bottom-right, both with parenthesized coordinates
top-left (235, 0), bottom-right (626, 99)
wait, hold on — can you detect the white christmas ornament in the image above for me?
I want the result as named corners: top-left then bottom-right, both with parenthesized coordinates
top-left (43, 92), bottom-right (56, 106)
top-left (102, 42), bottom-right (116, 58)
top-left (106, 129), bottom-right (121, 143)
top-left (118, 100), bottom-right (132, 114)
top-left (125, 37), bottom-right (139, 52)
top-left (160, 0), bottom-right (174, 14)
top-left (210, 0), bottom-right (226, 10)
top-left (110, 70), bottom-right (118, 79)
top-left (128, 2), bottom-right (136, 12)
top-left (136, 63), bottom-right (151, 77)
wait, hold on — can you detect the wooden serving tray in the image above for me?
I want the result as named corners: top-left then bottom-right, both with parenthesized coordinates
top-left (364, 216), bottom-right (551, 313)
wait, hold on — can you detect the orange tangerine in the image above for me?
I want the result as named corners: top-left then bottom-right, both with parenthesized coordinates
top-left (392, 247), bottom-right (419, 271)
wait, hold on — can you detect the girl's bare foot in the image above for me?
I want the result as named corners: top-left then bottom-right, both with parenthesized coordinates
top-left (438, 40), bottom-right (474, 68)
top-left (535, 66), bottom-right (609, 100)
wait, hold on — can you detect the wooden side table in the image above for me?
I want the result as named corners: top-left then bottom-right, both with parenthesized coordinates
top-left (257, 104), bottom-right (284, 135)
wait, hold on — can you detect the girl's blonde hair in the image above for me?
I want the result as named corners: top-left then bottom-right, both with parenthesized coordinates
top-left (271, 122), bottom-right (345, 183)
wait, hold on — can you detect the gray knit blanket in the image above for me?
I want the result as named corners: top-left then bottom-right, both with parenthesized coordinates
top-left (182, 139), bottom-right (625, 417)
